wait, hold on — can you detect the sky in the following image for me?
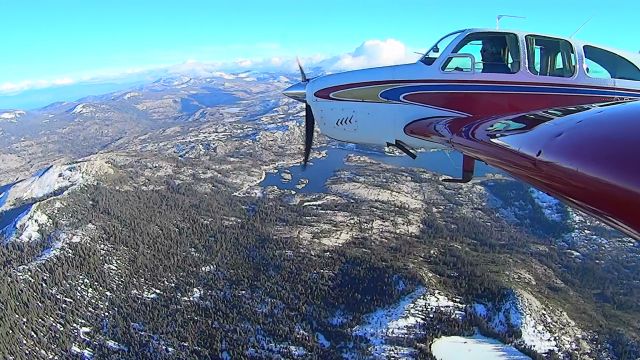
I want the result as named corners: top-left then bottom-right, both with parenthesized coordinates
top-left (1, 0), bottom-right (639, 107)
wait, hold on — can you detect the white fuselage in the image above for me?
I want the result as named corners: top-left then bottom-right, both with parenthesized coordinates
top-left (301, 28), bottom-right (640, 150)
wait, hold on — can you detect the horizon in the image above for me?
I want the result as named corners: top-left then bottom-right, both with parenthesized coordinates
top-left (2, 0), bottom-right (639, 109)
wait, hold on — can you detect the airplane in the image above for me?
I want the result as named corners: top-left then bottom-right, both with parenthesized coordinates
top-left (282, 28), bottom-right (640, 240)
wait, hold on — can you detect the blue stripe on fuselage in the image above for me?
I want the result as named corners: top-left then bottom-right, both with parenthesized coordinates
top-left (379, 84), bottom-right (640, 102)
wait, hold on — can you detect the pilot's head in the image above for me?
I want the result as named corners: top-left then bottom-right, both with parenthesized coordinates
top-left (481, 38), bottom-right (506, 63)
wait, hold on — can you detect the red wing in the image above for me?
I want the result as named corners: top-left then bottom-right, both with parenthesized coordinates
top-left (405, 100), bottom-right (640, 239)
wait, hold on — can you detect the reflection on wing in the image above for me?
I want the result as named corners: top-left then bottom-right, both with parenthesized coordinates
top-left (405, 100), bottom-right (640, 239)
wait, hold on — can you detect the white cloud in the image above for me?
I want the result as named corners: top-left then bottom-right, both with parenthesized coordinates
top-left (165, 39), bottom-right (419, 76)
top-left (0, 39), bottom-right (421, 95)
top-left (0, 77), bottom-right (76, 95)
top-left (320, 39), bottom-right (419, 71)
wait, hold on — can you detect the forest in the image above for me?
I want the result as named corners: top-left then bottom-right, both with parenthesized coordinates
top-left (0, 164), bottom-right (638, 359)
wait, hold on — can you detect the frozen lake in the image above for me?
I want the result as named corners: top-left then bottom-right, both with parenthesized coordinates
top-left (431, 334), bottom-right (530, 360)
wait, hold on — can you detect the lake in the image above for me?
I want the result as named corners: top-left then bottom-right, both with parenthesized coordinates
top-left (431, 334), bottom-right (530, 360)
top-left (260, 144), bottom-right (501, 193)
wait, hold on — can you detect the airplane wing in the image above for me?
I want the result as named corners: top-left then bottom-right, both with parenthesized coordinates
top-left (404, 100), bottom-right (640, 239)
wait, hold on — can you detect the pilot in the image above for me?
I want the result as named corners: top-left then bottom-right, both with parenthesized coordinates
top-left (480, 38), bottom-right (511, 74)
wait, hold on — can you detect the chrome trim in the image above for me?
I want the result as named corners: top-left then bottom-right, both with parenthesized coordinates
top-left (283, 81), bottom-right (307, 102)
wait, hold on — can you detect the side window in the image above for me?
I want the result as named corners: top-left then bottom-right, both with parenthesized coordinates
top-left (526, 35), bottom-right (576, 78)
top-left (583, 45), bottom-right (640, 81)
top-left (442, 55), bottom-right (474, 72)
top-left (441, 32), bottom-right (520, 74)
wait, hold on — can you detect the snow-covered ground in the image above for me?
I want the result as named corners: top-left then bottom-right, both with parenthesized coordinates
top-left (0, 110), bottom-right (26, 122)
top-left (70, 344), bottom-right (94, 359)
top-left (1, 158), bottom-right (112, 213)
top-left (0, 164), bottom-right (83, 211)
top-left (348, 284), bottom-right (565, 358)
top-left (431, 334), bottom-right (530, 360)
top-left (529, 188), bottom-right (562, 221)
top-left (14, 209), bottom-right (51, 242)
top-left (351, 287), bottom-right (464, 358)
top-left (475, 291), bottom-right (559, 354)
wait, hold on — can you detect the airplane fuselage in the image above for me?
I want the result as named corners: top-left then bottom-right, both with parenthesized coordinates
top-left (297, 29), bottom-right (640, 150)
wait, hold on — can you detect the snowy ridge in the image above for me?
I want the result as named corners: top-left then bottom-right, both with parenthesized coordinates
top-left (476, 290), bottom-right (558, 354)
top-left (71, 103), bottom-right (92, 115)
top-left (529, 188), bottom-right (562, 221)
top-left (14, 209), bottom-right (51, 242)
top-left (0, 110), bottom-right (26, 122)
top-left (70, 103), bottom-right (114, 117)
top-left (123, 92), bottom-right (141, 100)
top-left (0, 164), bottom-right (83, 211)
top-left (351, 287), bottom-right (464, 358)
top-left (16, 231), bottom-right (84, 271)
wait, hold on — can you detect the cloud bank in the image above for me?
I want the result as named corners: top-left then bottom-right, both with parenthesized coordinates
top-left (321, 39), bottom-right (419, 71)
top-left (0, 39), bottom-right (421, 96)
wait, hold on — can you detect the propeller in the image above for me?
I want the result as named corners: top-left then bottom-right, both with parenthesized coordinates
top-left (297, 57), bottom-right (308, 82)
top-left (283, 58), bottom-right (314, 168)
top-left (303, 102), bottom-right (315, 168)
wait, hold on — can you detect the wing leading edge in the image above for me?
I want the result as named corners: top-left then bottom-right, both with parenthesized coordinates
top-left (405, 100), bottom-right (640, 239)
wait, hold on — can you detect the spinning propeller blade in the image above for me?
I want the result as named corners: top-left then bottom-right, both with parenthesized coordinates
top-left (303, 103), bottom-right (315, 168)
top-left (283, 58), bottom-right (315, 168)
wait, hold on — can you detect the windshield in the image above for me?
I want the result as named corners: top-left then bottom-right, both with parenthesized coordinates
top-left (420, 30), bottom-right (465, 65)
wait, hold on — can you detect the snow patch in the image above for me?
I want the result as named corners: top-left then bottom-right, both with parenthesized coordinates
top-left (35, 238), bottom-right (64, 263)
top-left (190, 287), bottom-right (202, 301)
top-left (71, 344), bottom-right (94, 359)
top-left (484, 291), bottom-right (558, 354)
top-left (529, 188), bottom-right (562, 221)
top-left (106, 340), bottom-right (127, 351)
top-left (142, 288), bottom-right (161, 300)
top-left (353, 287), bottom-right (464, 357)
top-left (14, 209), bottom-right (50, 242)
top-left (16, 231), bottom-right (86, 270)
top-left (0, 164), bottom-right (83, 211)
top-left (213, 71), bottom-right (237, 80)
top-left (123, 92), bottom-right (141, 100)
top-left (316, 332), bottom-right (330, 348)
top-left (71, 103), bottom-right (92, 114)
top-left (473, 303), bottom-right (488, 318)
top-left (0, 110), bottom-right (25, 122)
top-left (78, 327), bottom-right (92, 341)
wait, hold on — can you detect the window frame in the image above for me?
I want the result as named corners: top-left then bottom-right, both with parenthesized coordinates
top-left (582, 45), bottom-right (640, 81)
top-left (420, 30), bottom-right (466, 66)
top-left (439, 31), bottom-right (521, 75)
top-left (440, 53), bottom-right (477, 73)
top-left (525, 35), bottom-right (577, 79)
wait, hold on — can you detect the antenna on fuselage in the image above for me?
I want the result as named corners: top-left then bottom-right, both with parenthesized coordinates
top-left (570, 16), bottom-right (594, 38)
top-left (496, 15), bottom-right (525, 29)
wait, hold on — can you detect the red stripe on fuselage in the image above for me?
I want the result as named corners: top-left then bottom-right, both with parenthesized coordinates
top-left (314, 79), bottom-right (640, 101)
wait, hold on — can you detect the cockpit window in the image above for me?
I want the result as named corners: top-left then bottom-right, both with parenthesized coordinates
top-left (526, 35), bottom-right (576, 77)
top-left (420, 30), bottom-right (464, 65)
top-left (583, 45), bottom-right (640, 81)
top-left (441, 32), bottom-right (520, 74)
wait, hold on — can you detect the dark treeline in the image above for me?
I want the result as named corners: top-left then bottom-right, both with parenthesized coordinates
top-left (0, 177), bottom-right (424, 359)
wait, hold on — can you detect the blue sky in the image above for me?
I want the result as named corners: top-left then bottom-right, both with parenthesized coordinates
top-left (1, 0), bottom-right (639, 107)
